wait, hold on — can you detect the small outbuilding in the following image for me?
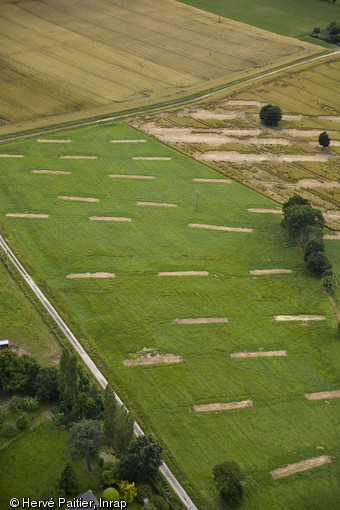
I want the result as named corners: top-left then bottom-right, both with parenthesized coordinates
top-left (0, 340), bottom-right (9, 350)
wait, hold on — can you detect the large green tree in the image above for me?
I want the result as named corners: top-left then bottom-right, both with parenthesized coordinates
top-left (113, 405), bottom-right (134, 455)
top-left (318, 131), bottom-right (330, 148)
top-left (119, 434), bottom-right (163, 482)
top-left (0, 350), bottom-right (39, 394)
top-left (35, 366), bottom-right (59, 402)
top-left (69, 420), bottom-right (103, 472)
top-left (103, 384), bottom-right (118, 442)
top-left (281, 201), bottom-right (325, 244)
top-left (259, 104), bottom-right (282, 126)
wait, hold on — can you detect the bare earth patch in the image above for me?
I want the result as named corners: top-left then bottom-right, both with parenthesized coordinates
top-left (247, 138), bottom-right (291, 145)
top-left (109, 174), bottom-right (155, 179)
top-left (173, 317), bottom-right (228, 324)
top-left (318, 116), bottom-right (340, 122)
top-left (0, 154), bottom-right (24, 158)
top-left (110, 139), bottom-right (147, 143)
top-left (198, 151), bottom-right (330, 163)
top-left (132, 157), bottom-right (171, 161)
top-left (123, 353), bottom-right (182, 366)
top-left (194, 399), bottom-right (253, 412)
top-left (230, 350), bottom-right (287, 358)
top-left (137, 201), bottom-right (177, 208)
top-left (37, 139), bottom-right (72, 143)
top-left (32, 170), bottom-right (72, 175)
top-left (89, 216), bottom-right (132, 222)
top-left (304, 390), bottom-right (340, 400)
top-left (248, 208), bottom-right (282, 214)
top-left (67, 272), bottom-right (115, 279)
top-left (193, 178), bottom-right (232, 183)
top-left (189, 223), bottom-right (253, 233)
top-left (60, 155), bottom-right (97, 159)
top-left (274, 315), bottom-right (326, 321)
top-left (250, 269), bottom-right (292, 275)
top-left (324, 211), bottom-right (340, 221)
top-left (270, 456), bottom-right (331, 479)
top-left (189, 109), bottom-right (245, 120)
top-left (58, 196), bottom-right (99, 202)
top-left (6, 213), bottom-right (49, 218)
top-left (158, 271), bottom-right (209, 276)
top-left (281, 129), bottom-right (336, 137)
top-left (298, 179), bottom-right (340, 189)
top-left (324, 232), bottom-right (340, 239)
top-left (226, 100), bottom-right (266, 106)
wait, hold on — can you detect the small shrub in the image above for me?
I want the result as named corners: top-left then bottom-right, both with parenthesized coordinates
top-left (20, 396), bottom-right (39, 412)
top-left (8, 396), bottom-right (22, 412)
top-left (2, 420), bottom-right (18, 437)
top-left (101, 462), bottom-right (121, 487)
top-left (318, 131), bottom-right (330, 148)
top-left (16, 413), bottom-right (29, 430)
top-left (313, 27), bottom-right (320, 34)
top-left (303, 238), bottom-right (325, 261)
top-left (321, 274), bottom-right (336, 294)
top-left (119, 481), bottom-right (137, 504)
top-left (102, 488), bottom-right (119, 501)
top-left (150, 495), bottom-right (169, 510)
top-left (136, 484), bottom-right (152, 504)
top-left (144, 505), bottom-right (157, 510)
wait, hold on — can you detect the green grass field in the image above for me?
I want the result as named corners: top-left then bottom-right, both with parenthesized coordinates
top-left (179, 0), bottom-right (340, 40)
top-left (0, 253), bottom-right (61, 365)
top-left (0, 122), bottom-right (339, 509)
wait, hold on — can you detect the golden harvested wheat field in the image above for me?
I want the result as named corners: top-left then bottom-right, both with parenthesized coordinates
top-left (132, 55), bottom-right (340, 228)
top-left (0, 0), bottom-right (320, 134)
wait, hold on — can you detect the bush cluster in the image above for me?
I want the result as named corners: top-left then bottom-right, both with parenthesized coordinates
top-left (310, 21), bottom-right (340, 45)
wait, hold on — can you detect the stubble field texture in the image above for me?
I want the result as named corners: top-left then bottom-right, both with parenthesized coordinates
top-left (0, 0), bottom-right (321, 135)
top-left (0, 122), bottom-right (339, 509)
top-left (132, 56), bottom-right (340, 229)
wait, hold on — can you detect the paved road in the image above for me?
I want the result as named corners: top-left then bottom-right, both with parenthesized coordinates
top-left (0, 234), bottom-right (198, 510)
top-left (0, 50), bottom-right (339, 145)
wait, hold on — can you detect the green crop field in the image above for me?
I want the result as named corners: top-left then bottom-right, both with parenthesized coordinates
top-left (179, 0), bottom-right (340, 40)
top-left (0, 122), bottom-right (339, 509)
top-left (0, 0), bottom-right (320, 135)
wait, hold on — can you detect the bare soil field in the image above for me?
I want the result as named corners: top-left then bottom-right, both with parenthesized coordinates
top-left (132, 56), bottom-right (340, 228)
top-left (32, 170), bottom-right (72, 175)
top-left (249, 269), bottom-right (292, 274)
top-left (270, 456), bottom-right (331, 479)
top-left (89, 216), bottom-right (132, 222)
top-left (123, 353), bottom-right (182, 366)
top-left (304, 390), bottom-right (340, 400)
top-left (194, 399), bottom-right (253, 412)
top-left (173, 317), bottom-right (229, 324)
top-left (230, 350), bottom-right (287, 358)
top-left (0, 0), bottom-right (319, 134)
top-left (274, 315), bottom-right (326, 321)
top-left (66, 272), bottom-right (115, 279)
top-left (188, 223), bottom-right (253, 232)
top-left (5, 213), bottom-right (49, 219)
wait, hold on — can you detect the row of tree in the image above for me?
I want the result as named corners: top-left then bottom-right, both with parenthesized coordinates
top-left (281, 195), bottom-right (336, 292)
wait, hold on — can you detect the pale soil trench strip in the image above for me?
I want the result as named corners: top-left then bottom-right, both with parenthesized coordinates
top-left (37, 139), bottom-right (72, 143)
top-left (132, 157), bottom-right (171, 161)
top-left (0, 154), bottom-right (24, 158)
top-left (32, 170), bottom-right (72, 175)
top-left (324, 211), bottom-right (340, 221)
top-left (89, 216), bottom-right (132, 222)
top-left (190, 110), bottom-right (245, 120)
top-left (250, 269), bottom-right (292, 275)
top-left (198, 152), bottom-right (330, 163)
top-left (66, 272), bottom-right (115, 279)
top-left (194, 399), bottom-right (253, 412)
top-left (318, 116), bottom-right (340, 122)
top-left (193, 178), bottom-right (232, 183)
top-left (304, 390), bottom-right (340, 400)
top-left (230, 350), bottom-right (287, 358)
top-left (189, 223), bottom-right (253, 233)
top-left (248, 208), bottom-right (282, 214)
top-left (110, 139), bottom-right (147, 143)
top-left (137, 201), bottom-right (177, 208)
top-left (60, 156), bottom-right (97, 160)
top-left (173, 317), bottom-right (228, 324)
top-left (158, 271), bottom-right (209, 276)
top-left (226, 100), bottom-right (266, 106)
top-left (298, 179), bottom-right (340, 189)
top-left (109, 174), bottom-right (155, 179)
top-left (247, 138), bottom-right (291, 145)
top-left (270, 456), bottom-right (331, 479)
top-left (58, 196), bottom-right (99, 202)
top-left (123, 354), bottom-right (182, 366)
top-left (274, 315), bottom-right (326, 321)
top-left (324, 232), bottom-right (340, 239)
top-left (6, 213), bottom-right (49, 218)
top-left (281, 129), bottom-right (337, 137)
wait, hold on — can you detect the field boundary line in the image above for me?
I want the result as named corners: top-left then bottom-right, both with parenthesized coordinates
top-left (0, 51), bottom-right (339, 144)
top-left (0, 234), bottom-right (198, 510)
